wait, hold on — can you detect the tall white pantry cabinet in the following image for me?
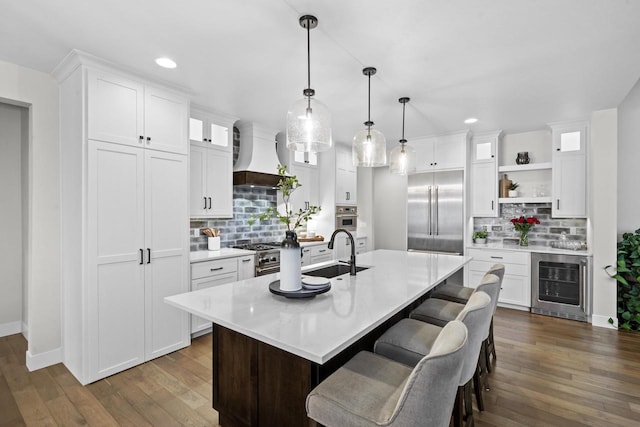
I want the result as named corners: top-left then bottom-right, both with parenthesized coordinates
top-left (55, 52), bottom-right (190, 385)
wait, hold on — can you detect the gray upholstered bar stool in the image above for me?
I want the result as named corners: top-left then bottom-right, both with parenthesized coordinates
top-left (410, 273), bottom-right (501, 412)
top-left (430, 264), bottom-right (505, 371)
top-left (374, 291), bottom-right (493, 427)
top-left (306, 321), bottom-right (468, 427)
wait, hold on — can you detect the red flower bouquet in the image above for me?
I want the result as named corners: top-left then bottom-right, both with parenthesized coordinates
top-left (510, 216), bottom-right (540, 246)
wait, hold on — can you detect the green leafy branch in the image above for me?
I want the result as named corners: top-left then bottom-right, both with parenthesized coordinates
top-left (604, 228), bottom-right (640, 331)
top-left (248, 164), bottom-right (321, 232)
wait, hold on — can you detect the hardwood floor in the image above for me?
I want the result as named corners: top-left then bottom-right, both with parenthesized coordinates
top-left (1, 309), bottom-right (639, 426)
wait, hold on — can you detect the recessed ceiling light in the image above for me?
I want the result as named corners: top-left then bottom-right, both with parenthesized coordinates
top-left (155, 57), bottom-right (177, 69)
top-left (464, 117), bottom-right (478, 124)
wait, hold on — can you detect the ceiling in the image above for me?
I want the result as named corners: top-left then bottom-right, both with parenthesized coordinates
top-left (2, 0), bottom-right (640, 146)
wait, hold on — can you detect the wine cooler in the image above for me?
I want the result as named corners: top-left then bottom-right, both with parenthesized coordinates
top-left (531, 252), bottom-right (592, 322)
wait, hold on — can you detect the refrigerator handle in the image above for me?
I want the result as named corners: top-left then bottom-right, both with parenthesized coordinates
top-left (427, 186), bottom-right (432, 235)
top-left (434, 186), bottom-right (439, 235)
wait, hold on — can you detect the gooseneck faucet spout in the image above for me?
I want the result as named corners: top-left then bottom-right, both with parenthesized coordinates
top-left (328, 228), bottom-right (357, 275)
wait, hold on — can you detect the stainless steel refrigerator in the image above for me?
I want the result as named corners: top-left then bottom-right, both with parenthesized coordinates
top-left (407, 171), bottom-right (464, 254)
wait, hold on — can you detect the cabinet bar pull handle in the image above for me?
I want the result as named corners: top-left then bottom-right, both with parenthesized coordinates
top-left (139, 248), bottom-right (144, 265)
top-left (139, 135), bottom-right (144, 142)
top-left (490, 256), bottom-right (503, 259)
top-left (556, 199), bottom-right (560, 209)
top-left (242, 259), bottom-right (251, 262)
top-left (491, 200), bottom-right (494, 210)
top-left (146, 136), bottom-right (151, 142)
top-left (204, 197), bottom-right (207, 209)
top-left (147, 248), bottom-right (151, 264)
top-left (210, 267), bottom-right (224, 271)
top-left (319, 249), bottom-right (326, 253)
top-left (208, 197), bottom-right (212, 209)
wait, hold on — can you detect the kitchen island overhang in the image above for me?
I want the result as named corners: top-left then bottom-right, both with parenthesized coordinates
top-left (165, 249), bottom-right (470, 426)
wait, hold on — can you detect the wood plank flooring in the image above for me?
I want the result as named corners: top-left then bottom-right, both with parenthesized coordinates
top-left (1, 308), bottom-right (640, 426)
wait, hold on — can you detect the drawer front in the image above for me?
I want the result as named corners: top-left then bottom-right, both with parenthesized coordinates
top-left (468, 259), bottom-right (529, 277)
top-left (468, 270), bottom-right (530, 307)
top-left (237, 256), bottom-right (255, 280)
top-left (468, 248), bottom-right (529, 265)
top-left (191, 273), bottom-right (237, 333)
top-left (310, 245), bottom-right (330, 258)
top-left (191, 258), bottom-right (238, 280)
top-left (310, 253), bottom-right (333, 265)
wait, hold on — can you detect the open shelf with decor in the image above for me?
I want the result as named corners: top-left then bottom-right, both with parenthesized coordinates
top-left (498, 162), bottom-right (552, 173)
top-left (499, 197), bottom-right (552, 204)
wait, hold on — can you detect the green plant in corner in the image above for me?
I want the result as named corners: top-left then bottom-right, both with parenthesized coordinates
top-left (473, 229), bottom-right (488, 240)
top-left (604, 228), bottom-right (640, 331)
top-left (247, 164), bottom-right (321, 232)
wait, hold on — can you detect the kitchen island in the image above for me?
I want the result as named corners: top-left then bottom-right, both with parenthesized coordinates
top-left (165, 249), bottom-right (470, 426)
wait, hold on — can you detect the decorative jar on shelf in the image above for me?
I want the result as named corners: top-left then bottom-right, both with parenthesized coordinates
top-left (516, 152), bottom-right (530, 165)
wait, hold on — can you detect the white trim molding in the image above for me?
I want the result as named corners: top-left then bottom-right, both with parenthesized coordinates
top-left (591, 314), bottom-right (618, 329)
top-left (0, 320), bottom-right (22, 337)
top-left (26, 347), bottom-right (63, 371)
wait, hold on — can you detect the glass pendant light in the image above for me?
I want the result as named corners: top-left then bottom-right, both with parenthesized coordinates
top-left (286, 15), bottom-right (332, 153)
top-left (352, 67), bottom-right (387, 167)
top-left (389, 97), bottom-right (416, 175)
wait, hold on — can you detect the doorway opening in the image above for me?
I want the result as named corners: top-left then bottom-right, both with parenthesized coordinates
top-left (0, 101), bottom-right (29, 340)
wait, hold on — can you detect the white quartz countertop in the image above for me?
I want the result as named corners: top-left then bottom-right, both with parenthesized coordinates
top-left (190, 248), bottom-right (256, 263)
top-left (467, 242), bottom-right (591, 256)
top-left (166, 249), bottom-right (470, 364)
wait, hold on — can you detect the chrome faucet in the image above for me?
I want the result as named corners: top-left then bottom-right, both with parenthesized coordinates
top-left (328, 228), bottom-right (357, 275)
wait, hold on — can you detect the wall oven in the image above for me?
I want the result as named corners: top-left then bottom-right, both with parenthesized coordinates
top-left (531, 252), bottom-right (592, 322)
top-left (335, 205), bottom-right (357, 231)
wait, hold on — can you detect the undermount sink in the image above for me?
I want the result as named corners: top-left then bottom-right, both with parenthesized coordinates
top-left (303, 264), bottom-right (370, 279)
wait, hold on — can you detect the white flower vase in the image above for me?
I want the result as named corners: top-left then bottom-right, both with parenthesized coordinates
top-left (279, 231), bottom-right (302, 291)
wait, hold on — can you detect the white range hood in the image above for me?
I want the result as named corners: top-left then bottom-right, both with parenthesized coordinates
top-left (233, 121), bottom-right (283, 187)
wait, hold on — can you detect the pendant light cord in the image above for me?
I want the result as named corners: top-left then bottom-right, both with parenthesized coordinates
top-left (306, 18), bottom-right (311, 109)
top-left (401, 101), bottom-right (406, 143)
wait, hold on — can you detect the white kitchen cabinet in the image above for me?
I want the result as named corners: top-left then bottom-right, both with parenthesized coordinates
top-left (301, 247), bottom-right (312, 266)
top-left (189, 108), bottom-right (235, 151)
top-left (413, 132), bottom-right (467, 172)
top-left (191, 258), bottom-right (238, 334)
top-left (356, 237), bottom-right (368, 255)
top-left (57, 53), bottom-right (190, 385)
top-left (336, 145), bottom-right (357, 205)
top-left (290, 163), bottom-right (319, 213)
top-left (466, 248), bottom-right (531, 308)
top-left (88, 141), bottom-right (189, 379)
top-left (88, 69), bottom-right (188, 155)
top-left (550, 121), bottom-right (588, 218)
top-left (294, 150), bottom-right (318, 166)
top-left (470, 131), bottom-right (501, 217)
top-left (237, 255), bottom-right (255, 280)
top-left (190, 145), bottom-right (233, 218)
top-left (471, 162), bottom-right (498, 217)
top-left (310, 243), bottom-right (332, 265)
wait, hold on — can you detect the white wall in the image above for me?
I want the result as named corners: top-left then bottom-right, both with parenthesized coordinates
top-left (0, 59), bottom-right (61, 366)
top-left (0, 103), bottom-right (24, 335)
top-left (590, 109), bottom-right (618, 329)
top-left (373, 167), bottom-right (407, 250)
top-left (618, 77), bottom-right (640, 236)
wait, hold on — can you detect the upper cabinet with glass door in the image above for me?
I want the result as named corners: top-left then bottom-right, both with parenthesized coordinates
top-left (549, 120), bottom-right (588, 218)
top-left (189, 108), bottom-right (235, 151)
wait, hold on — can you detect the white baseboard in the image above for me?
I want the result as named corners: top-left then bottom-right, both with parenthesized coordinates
top-left (26, 347), bottom-right (63, 371)
top-left (591, 314), bottom-right (618, 329)
top-left (0, 320), bottom-right (22, 337)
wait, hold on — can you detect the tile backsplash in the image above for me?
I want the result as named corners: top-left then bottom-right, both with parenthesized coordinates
top-left (190, 186), bottom-right (293, 251)
top-left (473, 203), bottom-right (587, 247)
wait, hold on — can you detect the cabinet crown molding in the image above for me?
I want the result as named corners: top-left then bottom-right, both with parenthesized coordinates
top-left (51, 49), bottom-right (192, 97)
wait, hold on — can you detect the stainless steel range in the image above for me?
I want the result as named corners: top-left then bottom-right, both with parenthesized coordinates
top-left (233, 242), bottom-right (283, 276)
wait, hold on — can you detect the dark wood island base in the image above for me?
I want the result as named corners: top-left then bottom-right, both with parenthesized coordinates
top-left (211, 297), bottom-right (428, 427)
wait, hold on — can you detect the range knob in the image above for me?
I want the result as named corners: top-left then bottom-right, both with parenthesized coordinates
top-left (270, 256), bottom-right (277, 262)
